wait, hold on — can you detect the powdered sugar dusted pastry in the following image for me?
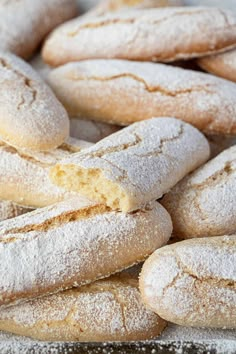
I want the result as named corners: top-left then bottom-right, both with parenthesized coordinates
top-left (42, 7), bottom-right (236, 66)
top-left (51, 118), bottom-right (210, 212)
top-left (162, 146), bottom-right (236, 239)
top-left (48, 59), bottom-right (236, 135)
top-left (140, 236), bottom-right (236, 328)
top-left (0, 0), bottom-right (77, 59)
top-left (0, 197), bottom-right (172, 306)
top-left (0, 52), bottom-right (69, 151)
top-left (0, 138), bottom-right (92, 208)
top-left (90, 0), bottom-right (183, 16)
top-left (198, 49), bottom-right (236, 83)
top-left (70, 118), bottom-right (120, 143)
top-left (0, 201), bottom-right (32, 222)
top-left (0, 274), bottom-right (166, 341)
top-left (207, 134), bottom-right (236, 158)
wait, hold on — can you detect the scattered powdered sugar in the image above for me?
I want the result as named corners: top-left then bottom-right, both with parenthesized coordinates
top-left (44, 6), bottom-right (236, 65)
top-left (0, 51), bottom-right (69, 151)
top-left (54, 117), bottom-right (209, 211)
top-left (0, 325), bottom-right (235, 353)
top-left (0, 276), bottom-right (163, 341)
top-left (161, 146), bottom-right (236, 238)
top-left (140, 236), bottom-right (236, 327)
top-left (0, 198), bottom-right (171, 307)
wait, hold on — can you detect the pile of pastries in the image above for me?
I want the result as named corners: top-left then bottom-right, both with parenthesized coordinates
top-left (0, 0), bottom-right (235, 342)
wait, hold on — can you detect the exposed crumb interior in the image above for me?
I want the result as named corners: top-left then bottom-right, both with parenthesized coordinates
top-left (51, 166), bottom-right (129, 211)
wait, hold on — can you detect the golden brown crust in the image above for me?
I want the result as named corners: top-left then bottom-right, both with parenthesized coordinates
top-left (0, 198), bottom-right (172, 306)
top-left (0, 274), bottom-right (166, 341)
top-left (140, 236), bottom-right (236, 328)
top-left (42, 7), bottom-right (236, 66)
top-left (48, 59), bottom-right (236, 135)
top-left (161, 146), bottom-right (236, 239)
top-left (198, 49), bottom-right (236, 83)
top-left (0, 52), bottom-right (69, 151)
top-left (50, 118), bottom-right (209, 212)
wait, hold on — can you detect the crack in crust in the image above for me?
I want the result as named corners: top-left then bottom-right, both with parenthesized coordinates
top-left (174, 252), bottom-right (236, 290)
top-left (134, 124), bottom-right (184, 158)
top-left (82, 132), bottom-right (143, 160)
top-left (0, 58), bottom-right (38, 109)
top-left (67, 9), bottom-right (225, 37)
top-left (68, 72), bottom-right (214, 97)
top-left (0, 204), bottom-right (109, 241)
top-left (0, 144), bottom-right (53, 168)
top-left (192, 161), bottom-right (235, 191)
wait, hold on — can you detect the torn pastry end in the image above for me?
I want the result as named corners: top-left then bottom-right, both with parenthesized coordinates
top-left (50, 164), bottom-right (131, 212)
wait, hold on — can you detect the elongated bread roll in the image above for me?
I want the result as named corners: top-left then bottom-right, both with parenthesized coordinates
top-left (0, 197), bottom-right (172, 306)
top-left (90, 0), bottom-right (183, 16)
top-left (42, 7), bottom-right (236, 66)
top-left (70, 118), bottom-right (120, 143)
top-left (0, 52), bottom-right (69, 151)
top-left (48, 60), bottom-right (236, 134)
top-left (0, 0), bottom-right (77, 59)
top-left (161, 146), bottom-right (236, 239)
top-left (0, 274), bottom-right (166, 341)
top-left (50, 118), bottom-right (210, 212)
top-left (0, 201), bottom-right (32, 222)
top-left (198, 49), bottom-right (236, 83)
top-left (0, 138), bottom-right (92, 208)
top-left (140, 236), bottom-right (236, 328)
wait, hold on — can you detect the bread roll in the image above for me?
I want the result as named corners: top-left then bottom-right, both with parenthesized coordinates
top-left (48, 59), bottom-right (236, 135)
top-left (50, 118), bottom-right (210, 212)
top-left (0, 138), bottom-right (92, 208)
top-left (198, 49), bottom-right (236, 83)
top-left (42, 7), bottom-right (236, 66)
top-left (90, 0), bottom-right (183, 16)
top-left (0, 274), bottom-right (166, 341)
top-left (70, 118), bottom-right (120, 143)
top-left (140, 236), bottom-right (236, 328)
top-left (0, 52), bottom-right (69, 151)
top-left (161, 146), bottom-right (236, 239)
top-left (0, 0), bottom-right (77, 59)
top-left (206, 134), bottom-right (236, 158)
top-left (0, 201), bottom-right (32, 222)
top-left (0, 197), bottom-right (172, 306)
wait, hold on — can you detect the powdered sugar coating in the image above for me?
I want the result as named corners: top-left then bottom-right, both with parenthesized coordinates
top-left (48, 59), bottom-right (236, 134)
top-left (0, 0), bottom-right (78, 59)
top-left (42, 7), bottom-right (236, 66)
top-left (162, 145), bottom-right (236, 239)
top-left (140, 236), bottom-right (236, 328)
top-left (51, 118), bottom-right (209, 212)
top-left (0, 138), bottom-right (92, 208)
top-left (0, 197), bottom-right (172, 306)
top-left (0, 275), bottom-right (166, 341)
top-left (0, 52), bottom-right (69, 151)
